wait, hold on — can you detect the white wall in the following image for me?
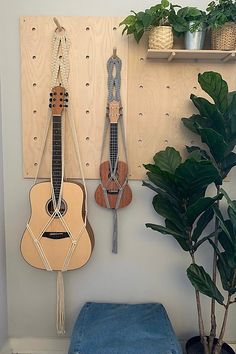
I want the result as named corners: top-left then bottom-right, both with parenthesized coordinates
top-left (0, 0), bottom-right (235, 344)
top-left (0, 83), bottom-right (8, 348)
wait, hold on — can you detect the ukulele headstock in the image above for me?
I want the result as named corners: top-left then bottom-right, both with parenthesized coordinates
top-left (49, 86), bottom-right (69, 116)
top-left (108, 100), bottom-right (122, 123)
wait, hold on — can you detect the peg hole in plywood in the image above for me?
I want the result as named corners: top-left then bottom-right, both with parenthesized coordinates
top-left (86, 136), bottom-right (90, 141)
top-left (165, 113), bottom-right (170, 117)
top-left (138, 139), bottom-right (142, 143)
top-left (165, 140), bottom-right (168, 144)
top-left (86, 110), bottom-right (90, 114)
top-left (33, 83), bottom-right (37, 87)
top-left (138, 112), bottom-right (143, 117)
top-left (86, 162), bottom-right (90, 167)
top-left (139, 85), bottom-right (143, 89)
top-left (32, 56), bottom-right (36, 60)
top-left (138, 165), bottom-right (141, 168)
top-left (86, 82), bottom-right (90, 87)
top-left (33, 110), bottom-right (37, 114)
top-left (166, 85), bottom-right (170, 89)
top-left (33, 136), bottom-right (37, 141)
top-left (193, 86), bottom-right (197, 90)
top-left (85, 26), bottom-right (90, 31)
top-left (85, 55), bottom-right (89, 59)
top-left (34, 162), bottom-right (38, 167)
top-left (140, 57), bottom-right (144, 61)
top-left (113, 27), bottom-right (117, 31)
top-left (32, 27), bottom-right (36, 31)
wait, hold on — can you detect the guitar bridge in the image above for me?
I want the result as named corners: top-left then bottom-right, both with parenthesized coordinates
top-left (42, 232), bottom-right (69, 239)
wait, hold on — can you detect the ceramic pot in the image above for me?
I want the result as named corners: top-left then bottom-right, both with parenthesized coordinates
top-left (186, 336), bottom-right (235, 354)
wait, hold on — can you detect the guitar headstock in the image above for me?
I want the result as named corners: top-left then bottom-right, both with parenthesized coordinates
top-left (49, 86), bottom-right (68, 116)
top-left (108, 100), bottom-right (121, 123)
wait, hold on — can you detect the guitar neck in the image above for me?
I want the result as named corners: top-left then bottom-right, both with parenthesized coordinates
top-left (52, 115), bottom-right (62, 203)
top-left (110, 123), bottom-right (118, 172)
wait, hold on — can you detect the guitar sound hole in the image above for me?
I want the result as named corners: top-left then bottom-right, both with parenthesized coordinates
top-left (46, 199), bottom-right (67, 217)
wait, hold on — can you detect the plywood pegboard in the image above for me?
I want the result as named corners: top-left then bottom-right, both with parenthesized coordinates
top-left (20, 16), bottom-right (128, 179)
top-left (20, 17), bottom-right (236, 180)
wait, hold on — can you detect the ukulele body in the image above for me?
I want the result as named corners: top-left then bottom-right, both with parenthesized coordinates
top-left (95, 160), bottom-right (132, 209)
top-left (21, 181), bottom-right (94, 271)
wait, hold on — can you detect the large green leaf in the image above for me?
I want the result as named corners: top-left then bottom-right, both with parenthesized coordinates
top-left (175, 159), bottom-right (219, 196)
top-left (192, 208), bottom-right (214, 242)
top-left (218, 220), bottom-right (235, 256)
top-left (186, 146), bottom-right (211, 162)
top-left (186, 194), bottom-right (222, 225)
top-left (198, 72), bottom-right (228, 114)
top-left (154, 147), bottom-right (182, 174)
top-left (221, 152), bottom-right (236, 177)
top-left (228, 92), bottom-right (236, 137)
top-left (142, 180), bottom-right (180, 208)
top-left (146, 223), bottom-right (190, 251)
top-left (152, 194), bottom-right (185, 230)
top-left (182, 114), bottom-right (210, 134)
top-left (187, 264), bottom-right (224, 304)
top-left (190, 95), bottom-right (226, 137)
top-left (198, 127), bottom-right (228, 162)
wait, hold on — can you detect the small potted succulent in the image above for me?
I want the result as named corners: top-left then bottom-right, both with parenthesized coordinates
top-left (144, 72), bottom-right (236, 354)
top-left (169, 6), bottom-right (208, 49)
top-left (207, 0), bottom-right (236, 50)
top-left (120, 0), bottom-right (176, 50)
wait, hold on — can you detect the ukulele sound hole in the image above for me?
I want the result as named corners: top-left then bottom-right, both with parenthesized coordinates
top-left (46, 199), bottom-right (67, 217)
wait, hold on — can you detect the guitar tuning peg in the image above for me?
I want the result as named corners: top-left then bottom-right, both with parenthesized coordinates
top-left (49, 104), bottom-right (52, 108)
top-left (65, 92), bottom-right (69, 97)
top-left (64, 98), bottom-right (68, 102)
top-left (64, 105), bottom-right (68, 108)
top-left (50, 93), bottom-right (53, 97)
top-left (49, 98), bottom-right (52, 102)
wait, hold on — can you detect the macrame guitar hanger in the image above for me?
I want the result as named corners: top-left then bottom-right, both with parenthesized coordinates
top-left (27, 18), bottom-right (89, 335)
top-left (99, 48), bottom-right (130, 253)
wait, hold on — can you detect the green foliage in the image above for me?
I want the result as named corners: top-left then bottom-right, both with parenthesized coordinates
top-left (119, 0), bottom-right (177, 43)
top-left (187, 264), bottom-right (224, 304)
top-left (182, 71), bottom-right (236, 183)
top-left (169, 6), bottom-right (207, 35)
top-left (144, 147), bottom-right (222, 252)
top-left (207, 0), bottom-right (236, 29)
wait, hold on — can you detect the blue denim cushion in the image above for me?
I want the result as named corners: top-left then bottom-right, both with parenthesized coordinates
top-left (69, 303), bottom-right (182, 354)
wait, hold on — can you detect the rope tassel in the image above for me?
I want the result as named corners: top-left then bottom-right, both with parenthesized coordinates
top-left (57, 271), bottom-right (65, 335)
top-left (112, 209), bottom-right (118, 254)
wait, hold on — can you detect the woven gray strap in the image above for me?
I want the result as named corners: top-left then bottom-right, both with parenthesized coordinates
top-left (101, 54), bottom-right (126, 253)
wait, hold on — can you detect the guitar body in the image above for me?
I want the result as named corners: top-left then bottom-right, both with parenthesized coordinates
top-left (95, 160), bottom-right (132, 209)
top-left (21, 181), bottom-right (94, 271)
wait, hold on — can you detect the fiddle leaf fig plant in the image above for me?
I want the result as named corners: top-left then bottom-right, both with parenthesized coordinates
top-left (182, 71), bottom-right (236, 183)
top-left (144, 71), bottom-right (236, 354)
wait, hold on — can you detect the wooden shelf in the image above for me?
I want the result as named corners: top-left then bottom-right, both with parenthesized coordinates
top-left (147, 49), bottom-right (236, 62)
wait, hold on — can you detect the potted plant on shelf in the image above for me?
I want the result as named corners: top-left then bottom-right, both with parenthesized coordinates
top-left (143, 71), bottom-right (236, 354)
top-left (120, 0), bottom-right (177, 50)
top-left (207, 0), bottom-right (236, 50)
top-left (169, 6), bottom-right (208, 50)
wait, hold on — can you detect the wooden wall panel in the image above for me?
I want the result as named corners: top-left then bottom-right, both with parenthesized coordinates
top-left (127, 34), bottom-right (236, 179)
top-left (20, 17), bottom-right (236, 180)
top-left (20, 16), bottom-right (128, 179)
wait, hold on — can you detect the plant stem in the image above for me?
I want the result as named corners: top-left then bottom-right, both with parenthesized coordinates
top-left (191, 253), bottom-right (210, 354)
top-left (209, 184), bottom-right (221, 353)
top-left (213, 294), bottom-right (232, 354)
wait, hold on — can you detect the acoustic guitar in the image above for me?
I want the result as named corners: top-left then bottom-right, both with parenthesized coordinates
top-left (21, 86), bottom-right (94, 271)
top-left (95, 100), bottom-right (132, 209)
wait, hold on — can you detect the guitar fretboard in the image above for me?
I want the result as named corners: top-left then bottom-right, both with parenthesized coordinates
top-left (52, 116), bottom-right (62, 204)
top-left (110, 123), bottom-right (118, 172)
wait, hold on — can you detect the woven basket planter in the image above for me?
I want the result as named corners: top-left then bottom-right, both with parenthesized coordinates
top-left (211, 22), bottom-right (236, 50)
top-left (148, 26), bottom-right (173, 50)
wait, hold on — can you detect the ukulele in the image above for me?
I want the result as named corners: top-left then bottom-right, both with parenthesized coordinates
top-left (21, 86), bottom-right (94, 271)
top-left (95, 100), bottom-right (132, 209)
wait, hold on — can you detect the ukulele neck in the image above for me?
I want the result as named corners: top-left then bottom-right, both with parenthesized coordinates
top-left (52, 115), bottom-right (62, 204)
top-left (110, 123), bottom-right (118, 172)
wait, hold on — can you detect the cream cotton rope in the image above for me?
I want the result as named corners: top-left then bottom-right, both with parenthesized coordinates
top-left (28, 27), bottom-right (89, 335)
